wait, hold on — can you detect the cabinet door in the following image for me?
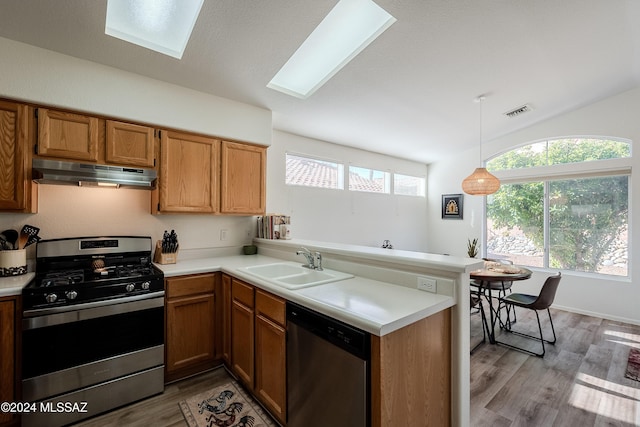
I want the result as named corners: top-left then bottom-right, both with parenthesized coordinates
top-left (159, 130), bottom-right (220, 213)
top-left (255, 291), bottom-right (287, 423)
top-left (220, 141), bottom-right (266, 215)
top-left (166, 294), bottom-right (216, 377)
top-left (0, 100), bottom-right (29, 211)
top-left (0, 299), bottom-right (16, 425)
top-left (37, 108), bottom-right (99, 161)
top-left (231, 279), bottom-right (254, 387)
top-left (221, 274), bottom-right (232, 365)
top-left (106, 120), bottom-right (155, 167)
top-left (165, 274), bottom-right (216, 382)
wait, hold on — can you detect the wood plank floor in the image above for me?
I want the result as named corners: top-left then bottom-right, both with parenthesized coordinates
top-left (73, 366), bottom-right (239, 427)
top-left (470, 301), bottom-right (640, 426)
top-left (71, 306), bottom-right (640, 426)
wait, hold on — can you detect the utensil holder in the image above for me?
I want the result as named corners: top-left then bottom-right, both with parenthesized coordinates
top-left (0, 249), bottom-right (27, 277)
top-left (153, 240), bottom-right (178, 265)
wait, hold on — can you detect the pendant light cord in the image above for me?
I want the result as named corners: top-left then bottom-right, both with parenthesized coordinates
top-left (475, 95), bottom-right (486, 166)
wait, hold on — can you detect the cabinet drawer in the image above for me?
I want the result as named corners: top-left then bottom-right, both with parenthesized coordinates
top-left (256, 289), bottom-right (285, 327)
top-left (232, 279), bottom-right (254, 308)
top-left (166, 273), bottom-right (215, 298)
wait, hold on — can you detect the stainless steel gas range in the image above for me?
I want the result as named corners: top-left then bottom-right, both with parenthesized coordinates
top-left (21, 236), bottom-right (165, 427)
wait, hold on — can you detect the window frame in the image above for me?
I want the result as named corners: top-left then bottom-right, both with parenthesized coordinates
top-left (393, 172), bottom-right (426, 197)
top-left (285, 152), bottom-right (345, 190)
top-left (484, 137), bottom-right (632, 279)
top-left (347, 164), bottom-right (391, 194)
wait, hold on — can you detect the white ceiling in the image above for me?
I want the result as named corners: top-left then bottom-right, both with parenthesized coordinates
top-left (1, 0), bottom-right (639, 164)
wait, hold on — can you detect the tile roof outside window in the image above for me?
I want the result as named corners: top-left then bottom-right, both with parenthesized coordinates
top-left (286, 154), bottom-right (344, 189)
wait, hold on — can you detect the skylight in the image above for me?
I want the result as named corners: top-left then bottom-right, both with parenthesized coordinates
top-left (267, 0), bottom-right (396, 99)
top-left (105, 0), bottom-right (204, 59)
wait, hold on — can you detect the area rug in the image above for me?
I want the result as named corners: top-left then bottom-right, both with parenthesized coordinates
top-left (179, 380), bottom-right (276, 427)
top-left (625, 348), bottom-right (640, 381)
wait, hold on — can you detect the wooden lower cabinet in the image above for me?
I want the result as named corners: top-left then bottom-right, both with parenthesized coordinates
top-left (165, 273), bottom-right (217, 383)
top-left (228, 279), bottom-right (287, 424)
top-left (254, 289), bottom-right (286, 424)
top-left (230, 278), bottom-right (255, 387)
top-left (222, 275), bottom-right (451, 427)
top-left (0, 297), bottom-right (19, 427)
top-left (370, 308), bottom-right (451, 427)
top-left (221, 274), bottom-right (232, 365)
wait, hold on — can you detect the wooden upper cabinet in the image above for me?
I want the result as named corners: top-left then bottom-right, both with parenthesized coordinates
top-left (220, 141), bottom-right (266, 215)
top-left (106, 120), bottom-right (155, 167)
top-left (159, 130), bottom-right (220, 213)
top-left (0, 100), bottom-right (30, 211)
top-left (37, 108), bottom-right (99, 161)
top-left (0, 101), bottom-right (28, 210)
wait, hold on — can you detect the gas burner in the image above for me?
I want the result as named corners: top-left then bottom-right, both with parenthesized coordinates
top-left (24, 236), bottom-right (164, 311)
top-left (116, 265), bottom-right (153, 277)
top-left (88, 264), bottom-right (154, 279)
top-left (40, 270), bottom-right (84, 287)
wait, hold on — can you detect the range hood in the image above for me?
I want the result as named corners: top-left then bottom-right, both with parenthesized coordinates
top-left (32, 159), bottom-right (157, 189)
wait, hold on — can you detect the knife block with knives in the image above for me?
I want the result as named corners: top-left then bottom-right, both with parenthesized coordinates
top-left (154, 230), bottom-right (179, 265)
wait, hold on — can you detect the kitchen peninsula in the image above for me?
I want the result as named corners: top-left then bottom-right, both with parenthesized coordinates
top-left (0, 238), bottom-right (480, 426)
top-left (159, 238), bottom-right (482, 427)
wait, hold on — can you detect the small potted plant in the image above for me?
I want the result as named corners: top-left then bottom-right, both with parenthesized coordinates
top-left (467, 238), bottom-right (478, 258)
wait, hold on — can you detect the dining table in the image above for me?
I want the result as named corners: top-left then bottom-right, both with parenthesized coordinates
top-left (470, 262), bottom-right (532, 344)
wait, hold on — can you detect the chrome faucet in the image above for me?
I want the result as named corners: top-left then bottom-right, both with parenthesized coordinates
top-left (296, 247), bottom-right (323, 270)
top-left (314, 251), bottom-right (323, 271)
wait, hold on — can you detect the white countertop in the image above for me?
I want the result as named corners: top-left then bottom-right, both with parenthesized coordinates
top-left (0, 250), bottom-right (458, 336)
top-left (157, 254), bottom-right (455, 336)
top-left (0, 272), bottom-right (35, 297)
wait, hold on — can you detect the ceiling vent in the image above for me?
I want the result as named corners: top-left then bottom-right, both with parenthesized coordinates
top-left (504, 104), bottom-right (533, 118)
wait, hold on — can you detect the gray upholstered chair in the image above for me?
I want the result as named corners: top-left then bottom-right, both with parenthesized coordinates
top-left (496, 272), bottom-right (562, 357)
top-left (470, 292), bottom-right (487, 354)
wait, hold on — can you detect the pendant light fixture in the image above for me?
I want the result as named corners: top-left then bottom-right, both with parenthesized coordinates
top-left (462, 95), bottom-right (500, 195)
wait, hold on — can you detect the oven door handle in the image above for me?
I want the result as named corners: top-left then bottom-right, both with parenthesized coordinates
top-left (23, 292), bottom-right (165, 330)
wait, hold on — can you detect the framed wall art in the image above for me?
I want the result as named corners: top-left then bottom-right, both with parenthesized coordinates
top-left (442, 193), bottom-right (463, 219)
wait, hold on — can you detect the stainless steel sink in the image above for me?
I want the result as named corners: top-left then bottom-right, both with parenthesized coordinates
top-left (238, 262), bottom-right (353, 289)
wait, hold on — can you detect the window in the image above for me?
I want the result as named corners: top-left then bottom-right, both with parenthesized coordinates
top-left (486, 137), bottom-right (630, 277)
top-left (285, 153), bottom-right (344, 189)
top-left (487, 137), bottom-right (630, 171)
top-left (394, 173), bottom-right (425, 197)
top-left (348, 166), bottom-right (390, 193)
top-left (285, 152), bottom-right (425, 196)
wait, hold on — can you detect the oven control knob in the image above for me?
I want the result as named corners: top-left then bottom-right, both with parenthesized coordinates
top-left (66, 290), bottom-right (78, 300)
top-left (141, 281), bottom-right (150, 290)
top-left (45, 293), bottom-right (58, 303)
top-left (126, 283), bottom-right (135, 292)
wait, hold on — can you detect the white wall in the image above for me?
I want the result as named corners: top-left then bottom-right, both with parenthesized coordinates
top-left (0, 186), bottom-right (255, 254)
top-left (0, 37), bottom-right (270, 254)
top-left (267, 130), bottom-right (429, 251)
top-left (427, 86), bottom-right (640, 325)
top-left (0, 37), bottom-right (271, 145)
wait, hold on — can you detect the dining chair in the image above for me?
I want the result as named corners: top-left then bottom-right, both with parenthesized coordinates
top-left (496, 272), bottom-right (562, 357)
top-left (470, 292), bottom-right (487, 354)
top-left (470, 258), bottom-right (516, 324)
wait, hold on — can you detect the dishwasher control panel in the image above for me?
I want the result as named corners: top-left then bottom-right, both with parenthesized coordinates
top-left (287, 302), bottom-right (370, 359)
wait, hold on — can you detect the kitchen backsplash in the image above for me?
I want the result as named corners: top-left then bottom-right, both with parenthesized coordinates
top-left (0, 185), bottom-right (256, 254)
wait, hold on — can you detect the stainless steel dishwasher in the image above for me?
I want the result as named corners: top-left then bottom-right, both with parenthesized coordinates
top-left (287, 302), bottom-right (370, 427)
